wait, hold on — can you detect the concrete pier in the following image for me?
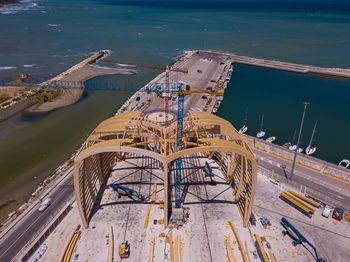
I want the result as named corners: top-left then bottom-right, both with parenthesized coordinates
top-left (219, 52), bottom-right (350, 78)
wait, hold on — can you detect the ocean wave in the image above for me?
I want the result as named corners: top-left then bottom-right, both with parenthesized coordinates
top-left (48, 24), bottom-right (61, 27)
top-left (0, 66), bottom-right (16, 71)
top-left (23, 64), bottom-right (36, 68)
top-left (0, 1), bottom-right (44, 15)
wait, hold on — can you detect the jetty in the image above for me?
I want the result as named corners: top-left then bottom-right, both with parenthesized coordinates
top-left (226, 53), bottom-right (350, 77)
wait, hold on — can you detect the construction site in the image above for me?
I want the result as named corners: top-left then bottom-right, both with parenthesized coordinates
top-left (2, 50), bottom-right (350, 262)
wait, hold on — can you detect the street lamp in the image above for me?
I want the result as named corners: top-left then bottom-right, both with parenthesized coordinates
top-left (290, 101), bottom-right (310, 180)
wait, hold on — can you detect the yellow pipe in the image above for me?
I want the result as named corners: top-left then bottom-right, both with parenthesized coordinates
top-left (283, 191), bottom-right (316, 213)
top-left (255, 234), bottom-right (269, 262)
top-left (144, 204), bottom-right (152, 228)
top-left (228, 221), bottom-right (248, 262)
top-left (226, 234), bottom-right (238, 262)
top-left (286, 190), bottom-right (320, 207)
top-left (245, 240), bottom-right (252, 262)
top-left (107, 224), bottom-right (114, 262)
top-left (280, 192), bottom-right (314, 214)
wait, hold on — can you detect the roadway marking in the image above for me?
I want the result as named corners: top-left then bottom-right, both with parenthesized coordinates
top-left (0, 186), bottom-right (70, 259)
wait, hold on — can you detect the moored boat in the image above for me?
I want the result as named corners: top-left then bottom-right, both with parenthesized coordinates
top-left (305, 145), bottom-right (316, 155)
top-left (339, 159), bottom-right (350, 168)
top-left (239, 125), bottom-right (248, 134)
top-left (297, 148), bottom-right (303, 153)
top-left (239, 107), bottom-right (249, 134)
top-left (266, 136), bottom-right (276, 143)
top-left (306, 120), bottom-right (318, 156)
top-left (256, 114), bottom-right (265, 138)
top-left (289, 145), bottom-right (297, 151)
top-left (257, 131), bottom-right (265, 138)
top-left (283, 142), bottom-right (291, 148)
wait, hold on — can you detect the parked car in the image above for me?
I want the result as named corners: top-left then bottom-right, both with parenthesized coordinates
top-left (38, 244), bottom-right (48, 256)
top-left (332, 208), bottom-right (344, 221)
top-left (210, 80), bottom-right (216, 83)
top-left (38, 198), bottom-right (51, 212)
top-left (322, 206), bottom-right (332, 218)
top-left (136, 96), bottom-right (140, 101)
top-left (197, 69), bottom-right (202, 73)
top-left (201, 95), bottom-right (208, 99)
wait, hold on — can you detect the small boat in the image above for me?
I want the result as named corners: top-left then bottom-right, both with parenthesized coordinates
top-left (283, 142), bottom-right (291, 148)
top-left (239, 107), bottom-right (248, 134)
top-left (339, 159), bottom-right (350, 168)
top-left (212, 107), bottom-right (218, 114)
top-left (297, 148), bottom-right (304, 153)
top-left (306, 120), bottom-right (318, 156)
top-left (289, 145), bottom-right (297, 151)
top-left (305, 145), bottom-right (316, 155)
top-left (257, 131), bottom-right (265, 138)
top-left (266, 136), bottom-right (276, 143)
top-left (256, 114), bottom-right (265, 138)
top-left (238, 125), bottom-right (248, 134)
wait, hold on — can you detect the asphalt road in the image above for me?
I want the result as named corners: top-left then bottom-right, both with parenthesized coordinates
top-left (253, 148), bottom-right (350, 208)
top-left (0, 168), bottom-right (74, 262)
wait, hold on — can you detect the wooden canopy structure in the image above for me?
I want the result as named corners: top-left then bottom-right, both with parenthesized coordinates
top-left (73, 110), bottom-right (257, 227)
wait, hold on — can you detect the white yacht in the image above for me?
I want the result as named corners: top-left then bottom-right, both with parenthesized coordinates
top-left (239, 107), bottom-right (249, 134)
top-left (339, 159), bottom-right (350, 168)
top-left (238, 125), bottom-right (248, 134)
top-left (306, 120), bottom-right (318, 156)
top-left (289, 145), bottom-right (297, 151)
top-left (266, 136), bottom-right (276, 143)
top-left (256, 114), bottom-right (265, 138)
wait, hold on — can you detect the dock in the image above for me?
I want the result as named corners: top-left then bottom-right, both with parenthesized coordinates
top-left (210, 51), bottom-right (350, 78)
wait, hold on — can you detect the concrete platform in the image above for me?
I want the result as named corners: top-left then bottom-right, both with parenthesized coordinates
top-left (39, 153), bottom-right (350, 262)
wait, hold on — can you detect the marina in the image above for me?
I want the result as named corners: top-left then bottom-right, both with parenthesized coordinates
top-left (0, 49), bottom-right (349, 262)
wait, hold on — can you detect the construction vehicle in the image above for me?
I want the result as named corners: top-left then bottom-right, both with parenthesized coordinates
top-left (159, 198), bottom-right (164, 209)
top-left (204, 161), bottom-right (216, 185)
top-left (280, 217), bottom-right (326, 262)
top-left (119, 241), bottom-right (130, 259)
top-left (109, 184), bottom-right (145, 201)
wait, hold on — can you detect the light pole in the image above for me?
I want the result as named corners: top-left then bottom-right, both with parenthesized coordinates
top-left (290, 101), bottom-right (310, 180)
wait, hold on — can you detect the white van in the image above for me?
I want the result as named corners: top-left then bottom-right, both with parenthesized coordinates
top-left (38, 198), bottom-right (51, 212)
top-left (322, 207), bottom-right (332, 218)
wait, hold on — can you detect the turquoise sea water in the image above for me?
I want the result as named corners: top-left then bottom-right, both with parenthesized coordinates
top-left (0, 0), bottom-right (350, 219)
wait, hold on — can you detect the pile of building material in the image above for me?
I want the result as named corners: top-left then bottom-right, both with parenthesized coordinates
top-left (280, 190), bottom-right (320, 217)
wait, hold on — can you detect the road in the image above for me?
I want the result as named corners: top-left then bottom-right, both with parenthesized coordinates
top-left (0, 168), bottom-right (74, 262)
top-left (253, 147), bottom-right (350, 208)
